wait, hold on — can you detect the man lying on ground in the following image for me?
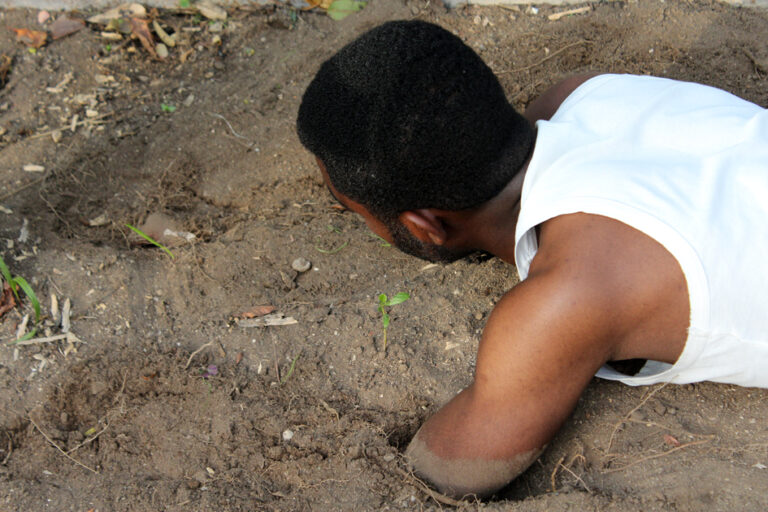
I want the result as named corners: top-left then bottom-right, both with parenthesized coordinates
top-left (295, 20), bottom-right (768, 498)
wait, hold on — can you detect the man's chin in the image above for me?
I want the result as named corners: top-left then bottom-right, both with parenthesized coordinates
top-left (393, 238), bottom-right (475, 264)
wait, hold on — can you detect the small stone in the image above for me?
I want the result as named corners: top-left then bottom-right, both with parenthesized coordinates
top-left (348, 445), bottom-right (363, 459)
top-left (183, 94), bottom-right (195, 107)
top-left (187, 479), bottom-right (201, 489)
top-left (208, 21), bottom-right (223, 33)
top-left (266, 445), bottom-right (284, 460)
top-left (282, 429), bottom-right (294, 442)
top-left (292, 257), bottom-right (311, 273)
top-left (51, 130), bottom-right (62, 143)
top-left (654, 403), bottom-right (667, 415)
top-left (85, 109), bottom-right (99, 118)
top-left (474, 312), bottom-right (483, 321)
top-left (156, 43), bottom-right (169, 59)
top-left (382, 453), bottom-right (396, 462)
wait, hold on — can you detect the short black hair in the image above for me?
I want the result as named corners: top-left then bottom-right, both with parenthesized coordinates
top-left (297, 20), bottom-right (534, 219)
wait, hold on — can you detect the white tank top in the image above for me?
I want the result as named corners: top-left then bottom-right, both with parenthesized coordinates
top-left (514, 74), bottom-right (768, 388)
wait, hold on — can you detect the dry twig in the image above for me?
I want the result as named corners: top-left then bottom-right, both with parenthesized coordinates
top-left (606, 382), bottom-right (668, 453)
top-left (395, 466), bottom-right (466, 508)
top-left (498, 40), bottom-right (593, 74)
top-left (185, 341), bottom-right (214, 369)
top-left (28, 414), bottom-right (98, 473)
top-left (602, 438), bottom-right (713, 474)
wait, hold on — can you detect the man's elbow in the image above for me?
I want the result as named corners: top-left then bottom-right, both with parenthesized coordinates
top-left (404, 428), bottom-right (545, 499)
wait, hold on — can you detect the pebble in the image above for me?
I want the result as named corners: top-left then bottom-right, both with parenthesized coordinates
top-left (654, 403), bottom-right (667, 415)
top-left (291, 257), bottom-right (311, 273)
top-left (282, 429), bottom-right (294, 442)
top-left (51, 130), bottom-right (62, 143)
top-left (156, 43), bottom-right (169, 59)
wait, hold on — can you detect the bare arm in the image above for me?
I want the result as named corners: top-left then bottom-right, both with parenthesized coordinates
top-left (405, 213), bottom-right (689, 498)
top-left (405, 271), bottom-right (613, 498)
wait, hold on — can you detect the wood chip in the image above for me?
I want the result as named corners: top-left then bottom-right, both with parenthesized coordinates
top-left (547, 6), bottom-right (591, 21)
top-left (196, 1), bottom-right (227, 20)
top-left (23, 164), bottom-right (45, 172)
top-left (61, 297), bottom-right (71, 333)
top-left (238, 313), bottom-right (297, 328)
top-left (87, 3), bottom-right (146, 24)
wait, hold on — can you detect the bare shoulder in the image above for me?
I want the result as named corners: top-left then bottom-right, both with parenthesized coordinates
top-left (523, 73), bottom-right (603, 123)
top-left (524, 213), bottom-right (690, 363)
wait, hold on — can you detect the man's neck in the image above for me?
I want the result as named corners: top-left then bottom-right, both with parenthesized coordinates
top-left (459, 165), bottom-right (528, 264)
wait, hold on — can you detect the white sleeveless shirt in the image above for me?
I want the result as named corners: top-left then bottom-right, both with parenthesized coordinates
top-left (514, 74), bottom-right (768, 388)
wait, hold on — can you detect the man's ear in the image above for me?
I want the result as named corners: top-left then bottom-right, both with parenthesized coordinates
top-left (399, 210), bottom-right (447, 246)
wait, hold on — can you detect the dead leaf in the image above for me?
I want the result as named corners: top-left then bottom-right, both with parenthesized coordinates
top-left (240, 305), bottom-right (276, 319)
top-left (663, 434), bottom-right (681, 447)
top-left (306, 0), bottom-right (334, 8)
top-left (128, 17), bottom-right (156, 58)
top-left (11, 28), bottom-right (48, 48)
top-left (50, 16), bottom-right (85, 40)
top-left (196, 1), bottom-right (227, 20)
top-left (87, 3), bottom-right (146, 24)
top-left (0, 282), bottom-right (16, 319)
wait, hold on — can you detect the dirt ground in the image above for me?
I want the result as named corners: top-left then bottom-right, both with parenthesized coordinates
top-left (1, 0), bottom-right (768, 510)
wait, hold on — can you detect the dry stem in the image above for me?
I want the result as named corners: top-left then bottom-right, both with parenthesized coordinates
top-left (28, 414), bottom-right (98, 473)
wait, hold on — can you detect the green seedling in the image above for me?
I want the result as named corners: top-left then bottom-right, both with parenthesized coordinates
top-left (125, 224), bottom-right (175, 259)
top-left (281, 353), bottom-right (299, 385)
top-left (1, 254), bottom-right (42, 342)
top-left (369, 233), bottom-right (391, 247)
top-left (160, 103), bottom-right (177, 113)
top-left (178, 0), bottom-right (191, 7)
top-left (377, 292), bottom-right (410, 351)
top-left (315, 241), bottom-right (348, 254)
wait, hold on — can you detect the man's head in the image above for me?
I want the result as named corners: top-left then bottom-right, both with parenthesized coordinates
top-left (297, 20), bottom-right (534, 261)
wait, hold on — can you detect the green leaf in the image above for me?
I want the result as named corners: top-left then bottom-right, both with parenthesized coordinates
top-left (382, 313), bottom-right (390, 329)
top-left (179, 0), bottom-right (191, 7)
top-left (281, 353), bottom-right (300, 385)
top-left (378, 294), bottom-right (387, 305)
top-left (125, 224), bottom-right (175, 259)
top-left (315, 241), bottom-right (348, 254)
top-left (160, 103), bottom-right (177, 113)
top-left (12, 276), bottom-right (40, 324)
top-left (385, 292), bottom-right (410, 306)
top-left (12, 328), bottom-right (37, 344)
top-left (327, 0), bottom-right (367, 21)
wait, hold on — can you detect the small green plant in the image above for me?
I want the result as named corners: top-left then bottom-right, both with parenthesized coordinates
top-left (377, 292), bottom-right (410, 351)
top-left (160, 103), bottom-right (177, 113)
top-left (369, 233), bottom-right (391, 247)
top-left (1, 254), bottom-right (42, 342)
top-left (281, 354), bottom-right (300, 385)
top-left (178, 0), bottom-right (191, 7)
top-left (125, 224), bottom-right (175, 259)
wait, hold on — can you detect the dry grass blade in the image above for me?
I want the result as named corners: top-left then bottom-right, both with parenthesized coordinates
top-left (28, 414), bottom-right (98, 473)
